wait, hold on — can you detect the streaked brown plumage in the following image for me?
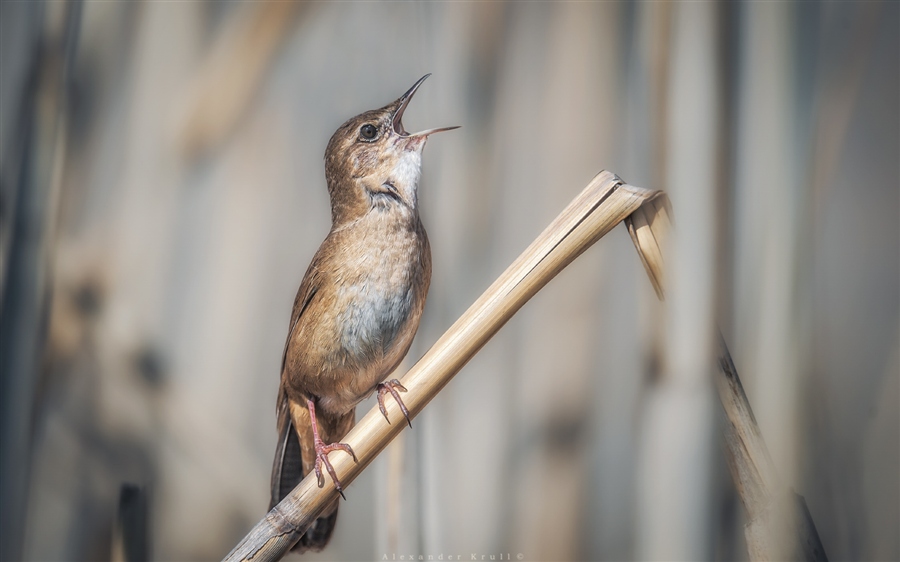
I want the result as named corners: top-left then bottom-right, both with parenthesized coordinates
top-left (269, 75), bottom-right (457, 552)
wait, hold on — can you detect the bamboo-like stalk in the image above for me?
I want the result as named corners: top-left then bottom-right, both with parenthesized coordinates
top-left (223, 170), bottom-right (660, 562)
top-left (626, 196), bottom-right (828, 562)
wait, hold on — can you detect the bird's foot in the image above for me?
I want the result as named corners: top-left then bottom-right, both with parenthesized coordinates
top-left (376, 379), bottom-right (411, 427)
top-left (313, 437), bottom-right (358, 500)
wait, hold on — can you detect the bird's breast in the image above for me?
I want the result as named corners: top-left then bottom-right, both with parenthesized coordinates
top-left (332, 216), bottom-right (428, 369)
top-left (289, 213), bottom-right (430, 415)
top-left (336, 275), bottom-right (415, 359)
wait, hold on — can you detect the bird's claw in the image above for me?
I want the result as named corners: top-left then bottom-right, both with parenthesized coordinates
top-left (313, 439), bottom-right (357, 500)
top-left (376, 379), bottom-right (411, 427)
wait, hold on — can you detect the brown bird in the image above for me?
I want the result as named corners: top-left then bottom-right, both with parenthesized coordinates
top-left (269, 74), bottom-right (457, 551)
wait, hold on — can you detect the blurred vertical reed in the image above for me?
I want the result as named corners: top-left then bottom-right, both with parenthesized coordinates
top-left (627, 193), bottom-right (828, 561)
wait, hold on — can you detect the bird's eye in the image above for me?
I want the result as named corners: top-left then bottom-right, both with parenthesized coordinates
top-left (359, 124), bottom-right (378, 141)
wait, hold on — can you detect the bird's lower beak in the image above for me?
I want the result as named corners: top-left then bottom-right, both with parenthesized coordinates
top-left (408, 125), bottom-right (461, 138)
top-left (392, 74), bottom-right (460, 138)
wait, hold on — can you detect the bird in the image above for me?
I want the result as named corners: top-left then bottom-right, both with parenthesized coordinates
top-left (269, 74), bottom-right (457, 552)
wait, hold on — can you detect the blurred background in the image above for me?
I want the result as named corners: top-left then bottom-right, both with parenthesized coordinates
top-left (1, 1), bottom-right (897, 561)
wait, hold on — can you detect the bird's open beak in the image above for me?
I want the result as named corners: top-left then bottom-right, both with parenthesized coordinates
top-left (392, 74), bottom-right (460, 138)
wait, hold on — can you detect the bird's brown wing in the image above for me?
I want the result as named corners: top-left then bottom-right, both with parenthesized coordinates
top-left (270, 263), bottom-right (320, 510)
top-left (269, 263), bottom-right (344, 552)
top-left (280, 264), bottom-right (321, 377)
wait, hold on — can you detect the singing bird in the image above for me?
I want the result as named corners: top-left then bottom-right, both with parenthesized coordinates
top-left (270, 75), bottom-right (457, 551)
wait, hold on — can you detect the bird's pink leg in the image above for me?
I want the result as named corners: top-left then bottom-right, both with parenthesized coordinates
top-left (308, 398), bottom-right (357, 499)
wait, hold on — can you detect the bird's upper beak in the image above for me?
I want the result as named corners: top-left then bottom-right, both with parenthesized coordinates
top-left (392, 74), bottom-right (460, 138)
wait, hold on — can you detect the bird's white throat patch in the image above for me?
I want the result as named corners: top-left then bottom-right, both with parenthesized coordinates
top-left (390, 150), bottom-right (422, 207)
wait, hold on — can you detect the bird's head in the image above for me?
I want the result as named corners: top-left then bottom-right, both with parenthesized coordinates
top-left (323, 74), bottom-right (458, 225)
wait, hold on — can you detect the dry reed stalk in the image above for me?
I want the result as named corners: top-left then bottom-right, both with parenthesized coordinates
top-left (222, 170), bottom-right (660, 562)
top-left (626, 196), bottom-right (828, 561)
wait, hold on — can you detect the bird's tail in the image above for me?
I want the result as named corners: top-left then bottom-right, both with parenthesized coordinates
top-left (270, 388), bottom-right (338, 552)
